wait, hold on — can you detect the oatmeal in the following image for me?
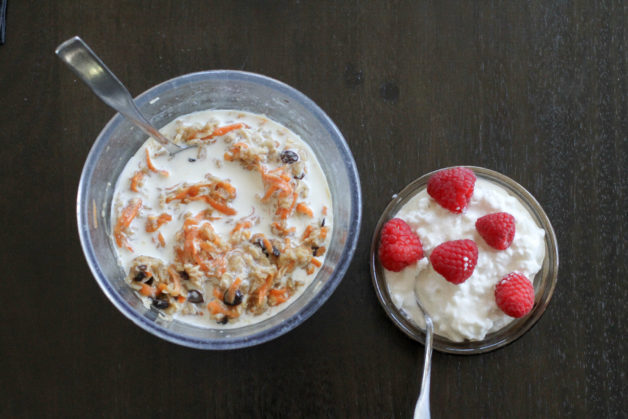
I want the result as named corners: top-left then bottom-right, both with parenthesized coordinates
top-left (111, 110), bottom-right (332, 327)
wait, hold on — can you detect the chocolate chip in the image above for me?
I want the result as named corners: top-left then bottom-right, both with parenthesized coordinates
top-left (224, 289), bottom-right (243, 306)
top-left (294, 173), bottom-right (305, 180)
top-left (188, 158), bottom-right (196, 162)
top-left (272, 246), bottom-right (280, 257)
top-left (218, 316), bottom-right (229, 325)
top-left (152, 296), bottom-right (169, 310)
top-left (133, 271), bottom-right (147, 282)
top-left (179, 271), bottom-right (190, 280)
top-left (280, 150), bottom-right (299, 164)
top-left (312, 246), bottom-right (320, 256)
top-left (321, 218), bottom-right (325, 227)
top-left (187, 290), bottom-right (204, 304)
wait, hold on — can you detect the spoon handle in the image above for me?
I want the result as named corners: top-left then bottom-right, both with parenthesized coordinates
top-left (414, 315), bottom-right (433, 419)
top-left (55, 36), bottom-right (180, 154)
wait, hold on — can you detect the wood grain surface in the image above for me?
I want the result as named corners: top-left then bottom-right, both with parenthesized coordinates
top-left (0, 1), bottom-right (625, 418)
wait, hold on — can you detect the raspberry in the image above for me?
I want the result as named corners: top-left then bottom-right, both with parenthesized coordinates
top-left (429, 239), bottom-right (478, 284)
top-left (378, 218), bottom-right (424, 272)
top-left (427, 167), bottom-right (476, 213)
top-left (494, 272), bottom-right (535, 318)
top-left (475, 212), bottom-right (516, 250)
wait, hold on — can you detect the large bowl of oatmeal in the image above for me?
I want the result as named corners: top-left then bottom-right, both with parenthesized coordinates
top-left (77, 71), bottom-right (361, 349)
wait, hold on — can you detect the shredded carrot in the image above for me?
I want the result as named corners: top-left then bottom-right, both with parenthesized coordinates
top-left (146, 213), bottom-right (173, 232)
top-left (166, 182), bottom-right (236, 216)
top-left (113, 199), bottom-right (142, 251)
top-left (139, 284), bottom-right (156, 297)
top-left (167, 265), bottom-right (182, 296)
top-left (320, 226), bottom-right (328, 240)
top-left (231, 221), bottom-right (251, 234)
top-left (322, 206), bottom-right (328, 216)
top-left (201, 123), bottom-right (247, 140)
top-left (207, 300), bottom-right (240, 318)
top-left (130, 171), bottom-right (144, 192)
top-left (213, 288), bottom-right (223, 300)
top-left (145, 148), bottom-right (169, 176)
top-left (296, 203), bottom-right (314, 217)
top-left (311, 258), bottom-right (322, 268)
top-left (262, 185), bottom-right (280, 201)
top-left (229, 277), bottom-right (242, 292)
top-left (157, 283), bottom-right (167, 294)
top-left (165, 185), bottom-right (201, 203)
top-left (269, 288), bottom-right (289, 305)
top-left (177, 296), bottom-right (186, 303)
top-left (216, 181), bottom-right (236, 196)
top-left (276, 191), bottom-right (299, 219)
top-left (314, 246), bottom-right (327, 256)
top-left (264, 239), bottom-right (274, 256)
top-left (269, 288), bottom-right (287, 297)
top-left (259, 164), bottom-right (293, 202)
top-left (302, 225), bottom-right (314, 240)
top-left (223, 143), bottom-right (248, 161)
top-left (272, 222), bottom-right (296, 235)
top-left (204, 196), bottom-right (237, 215)
top-left (157, 232), bottom-right (166, 247)
top-left (306, 265), bottom-right (315, 275)
top-left (255, 274), bottom-right (275, 306)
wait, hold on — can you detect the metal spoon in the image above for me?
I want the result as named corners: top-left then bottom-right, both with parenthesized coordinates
top-left (55, 36), bottom-right (182, 155)
top-left (413, 286), bottom-right (433, 419)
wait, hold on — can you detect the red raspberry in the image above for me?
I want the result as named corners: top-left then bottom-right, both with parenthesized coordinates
top-left (494, 272), bottom-right (535, 318)
top-left (429, 239), bottom-right (478, 284)
top-left (475, 212), bottom-right (516, 250)
top-left (427, 167), bottom-right (476, 213)
top-left (378, 218), bottom-right (424, 272)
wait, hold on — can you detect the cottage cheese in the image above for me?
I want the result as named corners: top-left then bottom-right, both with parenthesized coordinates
top-left (384, 178), bottom-right (545, 342)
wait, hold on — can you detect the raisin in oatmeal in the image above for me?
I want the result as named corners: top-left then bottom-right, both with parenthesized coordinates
top-left (111, 110), bottom-right (332, 327)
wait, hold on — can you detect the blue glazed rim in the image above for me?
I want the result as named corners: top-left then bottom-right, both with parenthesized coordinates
top-left (77, 70), bottom-right (362, 349)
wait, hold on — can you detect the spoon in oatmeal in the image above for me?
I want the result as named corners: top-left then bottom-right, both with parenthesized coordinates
top-left (55, 36), bottom-right (182, 155)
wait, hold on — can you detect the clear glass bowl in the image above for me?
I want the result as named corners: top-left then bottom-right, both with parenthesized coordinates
top-left (370, 166), bottom-right (558, 354)
top-left (77, 70), bottom-right (362, 349)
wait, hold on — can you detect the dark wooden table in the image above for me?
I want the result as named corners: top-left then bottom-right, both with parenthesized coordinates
top-left (1, 1), bottom-right (625, 417)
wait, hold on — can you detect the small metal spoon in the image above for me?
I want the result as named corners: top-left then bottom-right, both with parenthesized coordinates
top-left (413, 286), bottom-right (433, 419)
top-left (55, 36), bottom-right (182, 155)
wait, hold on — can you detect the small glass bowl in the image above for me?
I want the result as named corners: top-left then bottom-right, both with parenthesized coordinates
top-left (77, 70), bottom-right (362, 349)
top-left (370, 166), bottom-right (558, 354)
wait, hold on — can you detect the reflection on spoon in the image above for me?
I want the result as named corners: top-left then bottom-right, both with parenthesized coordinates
top-left (55, 36), bottom-right (183, 155)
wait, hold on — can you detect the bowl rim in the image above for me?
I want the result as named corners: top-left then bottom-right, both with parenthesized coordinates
top-left (369, 166), bottom-right (559, 354)
top-left (77, 70), bottom-right (362, 349)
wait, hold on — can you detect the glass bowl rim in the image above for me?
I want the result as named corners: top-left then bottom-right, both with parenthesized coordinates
top-left (77, 70), bottom-right (362, 350)
top-left (369, 166), bottom-right (559, 355)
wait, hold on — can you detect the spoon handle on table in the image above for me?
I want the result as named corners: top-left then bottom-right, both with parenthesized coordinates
top-left (55, 36), bottom-right (181, 154)
top-left (414, 315), bottom-right (433, 419)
